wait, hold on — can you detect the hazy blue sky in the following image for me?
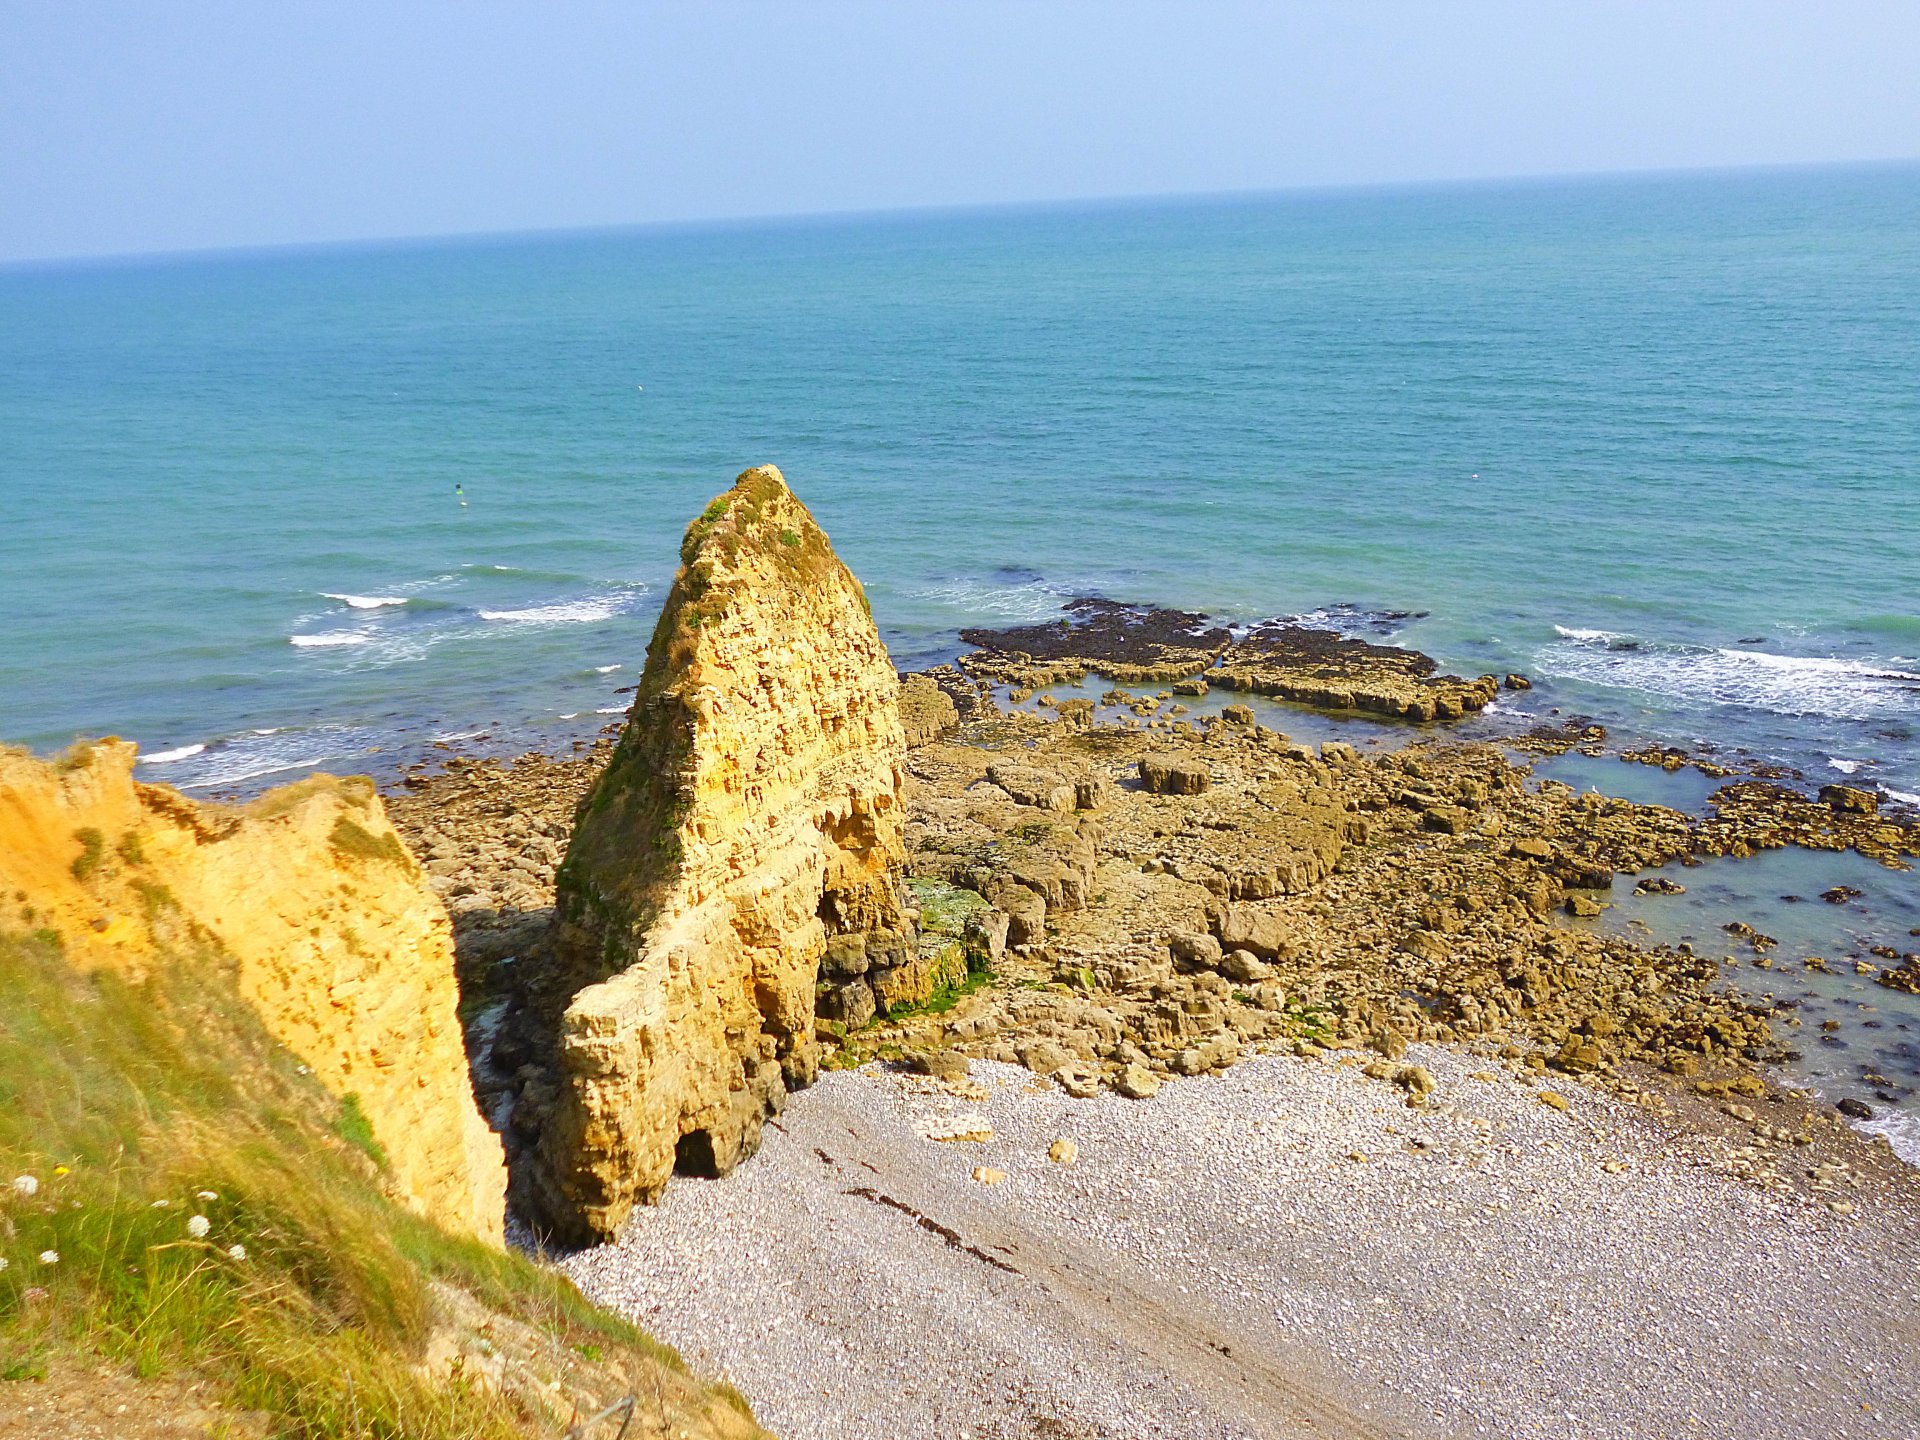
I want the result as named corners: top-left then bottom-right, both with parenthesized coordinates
top-left (6, 1), bottom-right (1919, 263)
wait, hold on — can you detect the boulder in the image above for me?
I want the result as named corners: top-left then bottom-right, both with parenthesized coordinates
top-left (1168, 930), bottom-right (1224, 973)
top-left (1138, 754), bottom-right (1211, 795)
top-left (1220, 949), bottom-right (1269, 985)
top-left (1213, 903), bottom-right (1297, 960)
top-left (987, 761), bottom-right (1077, 812)
top-left (1819, 784), bottom-right (1878, 815)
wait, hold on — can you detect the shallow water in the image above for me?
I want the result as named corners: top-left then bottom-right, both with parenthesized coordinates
top-left (1525, 751), bottom-right (1725, 813)
top-left (1573, 847), bottom-right (1920, 1154)
top-left (999, 674), bottom-right (1433, 753)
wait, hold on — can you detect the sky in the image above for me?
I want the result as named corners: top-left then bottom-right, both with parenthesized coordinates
top-left (4, 1), bottom-right (1920, 264)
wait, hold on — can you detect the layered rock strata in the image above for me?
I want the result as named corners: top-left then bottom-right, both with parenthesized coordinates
top-left (518, 466), bottom-right (914, 1244)
top-left (0, 741), bottom-right (505, 1241)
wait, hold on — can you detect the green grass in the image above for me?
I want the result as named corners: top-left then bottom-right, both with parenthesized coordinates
top-left (326, 817), bottom-right (409, 868)
top-left (70, 827), bottom-right (105, 882)
top-left (334, 1095), bottom-right (389, 1171)
top-left (0, 929), bottom-right (733, 1437)
top-left (880, 967), bottom-right (994, 1021)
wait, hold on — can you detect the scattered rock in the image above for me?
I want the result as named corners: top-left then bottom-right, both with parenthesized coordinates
top-left (1138, 754), bottom-right (1211, 795)
top-left (909, 1050), bottom-right (972, 1082)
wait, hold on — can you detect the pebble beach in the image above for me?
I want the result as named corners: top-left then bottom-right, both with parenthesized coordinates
top-left (561, 1051), bottom-right (1920, 1440)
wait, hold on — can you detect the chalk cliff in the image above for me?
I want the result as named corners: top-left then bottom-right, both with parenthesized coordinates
top-left (519, 465), bottom-right (911, 1244)
top-left (0, 741), bottom-right (506, 1242)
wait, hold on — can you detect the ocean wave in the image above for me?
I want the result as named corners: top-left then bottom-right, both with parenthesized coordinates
top-left (477, 589), bottom-right (644, 626)
top-left (1552, 625), bottom-right (1630, 643)
top-left (1886, 788), bottom-right (1920, 808)
top-left (595, 705), bottom-right (627, 715)
top-left (1256, 604), bottom-right (1422, 640)
top-left (912, 574), bottom-right (1076, 623)
top-left (1858, 1110), bottom-right (1920, 1167)
top-left (321, 592), bottom-right (409, 610)
top-left (1827, 757), bottom-right (1861, 774)
top-left (157, 724), bottom-right (385, 791)
top-left (290, 633), bottom-right (371, 648)
top-left (594, 664), bottom-right (622, 674)
top-left (1534, 631), bottom-right (1920, 722)
top-left (139, 743), bottom-right (206, 765)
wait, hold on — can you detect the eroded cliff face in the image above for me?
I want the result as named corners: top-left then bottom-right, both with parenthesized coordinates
top-left (0, 742), bottom-right (506, 1242)
top-left (519, 465), bottom-right (910, 1244)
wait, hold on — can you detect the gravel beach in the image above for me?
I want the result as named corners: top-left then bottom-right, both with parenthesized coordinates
top-left (561, 1050), bottom-right (1920, 1440)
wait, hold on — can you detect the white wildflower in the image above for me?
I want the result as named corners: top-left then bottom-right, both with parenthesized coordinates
top-left (150, 1198), bottom-right (170, 1208)
top-left (196, 1190), bottom-right (219, 1201)
top-left (37, 1250), bottom-right (58, 1265)
top-left (0, 1256), bottom-right (9, 1271)
top-left (11, 1175), bottom-right (38, 1198)
top-left (227, 1244), bottom-right (247, 1261)
top-left (187, 1214), bottom-right (210, 1239)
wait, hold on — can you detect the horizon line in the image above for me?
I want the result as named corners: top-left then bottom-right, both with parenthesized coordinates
top-left (6, 152), bottom-right (1918, 275)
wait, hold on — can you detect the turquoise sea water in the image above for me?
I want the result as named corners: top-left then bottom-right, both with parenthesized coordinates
top-left (3, 164), bottom-right (1917, 797)
top-left (4, 164), bottom-right (1919, 1134)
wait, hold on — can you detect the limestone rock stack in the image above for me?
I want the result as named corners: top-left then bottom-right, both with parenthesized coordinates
top-left (0, 742), bottom-right (506, 1241)
top-left (520, 465), bottom-right (911, 1244)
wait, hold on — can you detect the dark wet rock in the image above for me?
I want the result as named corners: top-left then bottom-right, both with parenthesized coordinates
top-left (958, 597), bottom-right (1508, 724)
top-left (1819, 783), bottom-right (1878, 815)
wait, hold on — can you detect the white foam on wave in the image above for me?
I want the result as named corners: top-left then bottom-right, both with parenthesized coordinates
top-left (1827, 757), bottom-right (1861, 774)
top-left (168, 724), bottom-right (380, 790)
top-left (1552, 625), bottom-right (1629, 643)
top-left (594, 664), bottom-right (622, 674)
top-left (139, 743), bottom-right (206, 765)
top-left (595, 705), bottom-right (627, 715)
top-left (913, 576), bottom-right (1073, 623)
top-left (1886, 788), bottom-right (1920, 807)
top-left (290, 633), bottom-right (371, 648)
top-left (1859, 1111), bottom-right (1920, 1167)
top-left (321, 593), bottom-right (409, 610)
top-left (478, 594), bottom-right (634, 626)
top-left (1535, 633), bottom-right (1920, 722)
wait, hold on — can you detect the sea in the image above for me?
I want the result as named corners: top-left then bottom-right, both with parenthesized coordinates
top-left (3, 162), bottom-right (1917, 1146)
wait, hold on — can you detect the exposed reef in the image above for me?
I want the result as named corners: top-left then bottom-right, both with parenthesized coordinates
top-left (513, 466), bottom-right (918, 1244)
top-left (0, 740), bottom-right (505, 1241)
top-left (958, 597), bottom-right (1507, 721)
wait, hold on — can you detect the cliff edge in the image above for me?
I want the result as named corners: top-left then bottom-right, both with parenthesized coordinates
top-left (0, 740), bottom-right (506, 1241)
top-left (518, 465), bottom-right (911, 1244)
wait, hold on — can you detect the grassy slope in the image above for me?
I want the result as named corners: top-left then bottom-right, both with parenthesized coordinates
top-left (0, 929), bottom-right (760, 1438)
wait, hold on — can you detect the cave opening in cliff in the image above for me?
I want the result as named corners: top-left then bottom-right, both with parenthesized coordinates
top-left (674, 1127), bottom-right (721, 1177)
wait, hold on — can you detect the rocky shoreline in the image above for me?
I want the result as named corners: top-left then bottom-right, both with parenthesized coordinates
top-left (387, 652), bottom-right (1920, 1222)
top-left (366, 494), bottom-right (1920, 1435)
